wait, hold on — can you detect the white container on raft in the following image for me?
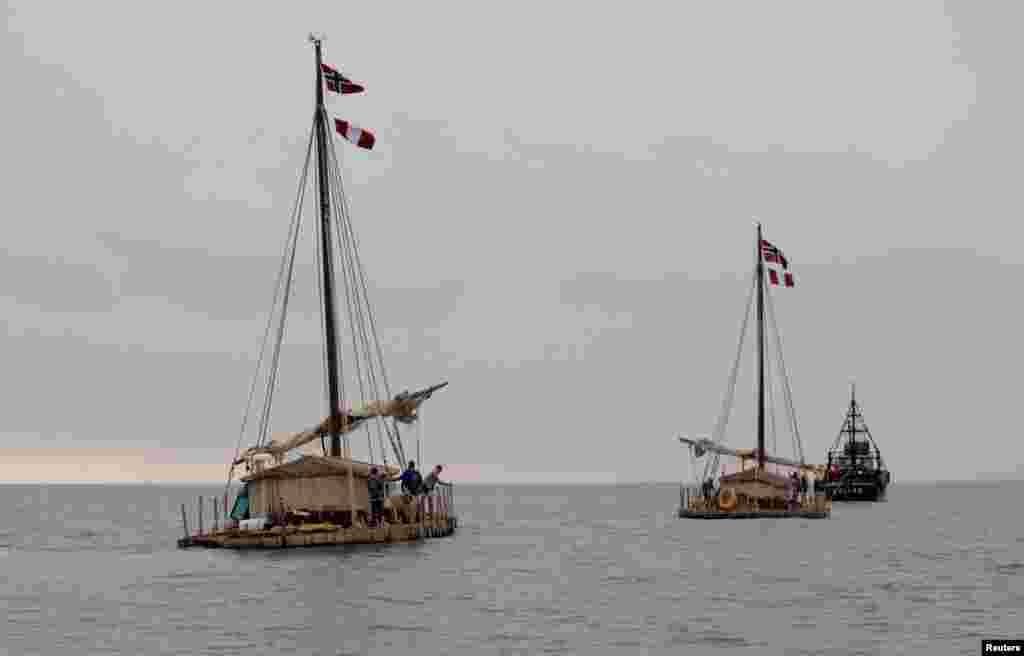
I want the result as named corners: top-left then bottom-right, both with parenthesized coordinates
top-left (239, 518), bottom-right (269, 531)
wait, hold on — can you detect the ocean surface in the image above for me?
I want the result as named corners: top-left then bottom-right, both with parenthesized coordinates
top-left (1, 482), bottom-right (1021, 655)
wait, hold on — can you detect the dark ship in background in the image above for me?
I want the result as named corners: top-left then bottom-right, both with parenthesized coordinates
top-left (820, 384), bottom-right (891, 501)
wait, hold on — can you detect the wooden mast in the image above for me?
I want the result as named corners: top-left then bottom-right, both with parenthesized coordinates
top-left (312, 37), bottom-right (357, 525)
top-left (756, 224), bottom-right (766, 470)
top-left (311, 38), bottom-right (344, 459)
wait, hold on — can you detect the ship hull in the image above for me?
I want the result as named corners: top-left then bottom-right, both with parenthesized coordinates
top-left (821, 477), bottom-right (888, 502)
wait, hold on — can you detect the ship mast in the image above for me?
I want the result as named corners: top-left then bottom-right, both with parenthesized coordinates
top-left (312, 38), bottom-right (344, 458)
top-left (846, 382), bottom-right (861, 468)
top-left (756, 224), bottom-right (766, 469)
top-left (829, 381), bottom-right (883, 468)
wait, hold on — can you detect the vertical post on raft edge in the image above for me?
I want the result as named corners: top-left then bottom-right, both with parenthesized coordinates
top-left (181, 503), bottom-right (188, 539)
top-left (198, 495), bottom-right (203, 536)
top-left (213, 497), bottom-right (219, 532)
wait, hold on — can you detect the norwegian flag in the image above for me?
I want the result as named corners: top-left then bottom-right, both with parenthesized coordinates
top-left (761, 238), bottom-right (795, 287)
top-left (761, 239), bottom-right (789, 269)
top-left (334, 119), bottom-right (375, 150)
top-left (321, 64), bottom-right (365, 94)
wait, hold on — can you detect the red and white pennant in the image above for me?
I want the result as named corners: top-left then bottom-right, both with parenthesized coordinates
top-left (334, 119), bottom-right (375, 150)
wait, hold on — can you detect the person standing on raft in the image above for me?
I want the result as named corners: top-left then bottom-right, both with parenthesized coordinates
top-left (420, 465), bottom-right (445, 516)
top-left (367, 467), bottom-right (386, 527)
top-left (400, 461), bottom-right (423, 496)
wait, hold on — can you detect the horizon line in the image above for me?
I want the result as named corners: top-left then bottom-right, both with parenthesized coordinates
top-left (0, 478), bottom-right (1019, 486)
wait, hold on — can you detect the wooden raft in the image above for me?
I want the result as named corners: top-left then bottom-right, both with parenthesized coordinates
top-left (678, 509), bottom-right (829, 519)
top-left (178, 516), bottom-right (458, 549)
top-left (176, 487), bottom-right (458, 550)
top-left (678, 471), bottom-right (832, 520)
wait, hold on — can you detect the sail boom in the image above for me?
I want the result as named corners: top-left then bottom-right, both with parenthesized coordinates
top-left (234, 382), bottom-right (448, 463)
top-left (679, 436), bottom-right (818, 473)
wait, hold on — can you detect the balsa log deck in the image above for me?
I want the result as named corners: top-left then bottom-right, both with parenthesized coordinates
top-left (679, 509), bottom-right (829, 519)
top-left (176, 485), bottom-right (458, 550)
top-left (678, 482), bottom-right (831, 520)
top-left (178, 516), bottom-right (457, 549)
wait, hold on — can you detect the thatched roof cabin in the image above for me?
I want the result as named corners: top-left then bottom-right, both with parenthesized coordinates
top-left (241, 455), bottom-right (401, 515)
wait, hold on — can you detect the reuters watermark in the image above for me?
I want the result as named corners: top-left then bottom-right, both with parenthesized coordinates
top-left (983, 640), bottom-right (1024, 654)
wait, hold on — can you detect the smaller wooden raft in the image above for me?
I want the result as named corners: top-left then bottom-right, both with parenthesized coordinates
top-left (678, 468), bottom-right (831, 519)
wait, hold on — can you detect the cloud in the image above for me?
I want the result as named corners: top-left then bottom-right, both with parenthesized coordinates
top-left (0, 447), bottom-right (234, 483)
top-left (0, 253), bottom-right (119, 313)
top-left (0, 449), bottom-right (634, 485)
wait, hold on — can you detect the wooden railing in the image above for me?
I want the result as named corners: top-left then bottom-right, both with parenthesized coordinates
top-left (434, 481), bottom-right (455, 516)
top-left (180, 482), bottom-right (457, 539)
top-left (679, 482), bottom-right (831, 513)
top-left (181, 494), bottom-right (225, 539)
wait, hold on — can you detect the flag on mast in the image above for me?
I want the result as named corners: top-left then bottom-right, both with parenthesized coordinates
top-left (321, 64), bottom-right (365, 94)
top-left (761, 238), bottom-right (795, 287)
top-left (334, 119), bottom-right (376, 150)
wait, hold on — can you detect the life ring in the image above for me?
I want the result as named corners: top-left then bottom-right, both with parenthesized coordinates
top-left (718, 487), bottom-right (738, 511)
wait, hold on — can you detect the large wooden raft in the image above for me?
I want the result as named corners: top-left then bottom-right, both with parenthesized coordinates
top-left (178, 516), bottom-right (457, 550)
top-left (179, 453), bottom-right (459, 549)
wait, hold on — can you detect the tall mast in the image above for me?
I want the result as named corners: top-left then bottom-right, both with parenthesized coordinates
top-left (849, 381), bottom-right (858, 468)
top-left (312, 39), bottom-right (344, 458)
top-left (756, 224), bottom-right (766, 469)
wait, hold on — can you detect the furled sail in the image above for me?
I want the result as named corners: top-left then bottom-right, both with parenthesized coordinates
top-left (234, 382), bottom-right (447, 464)
top-left (678, 436), bottom-right (824, 476)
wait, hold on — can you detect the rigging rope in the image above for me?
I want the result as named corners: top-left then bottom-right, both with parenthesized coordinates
top-left (325, 138), bottom-right (391, 465)
top-left (224, 125), bottom-right (314, 498)
top-left (335, 158), bottom-right (394, 398)
top-left (255, 215), bottom-right (302, 449)
top-left (326, 149), bottom-right (374, 462)
top-left (765, 333), bottom-right (778, 469)
top-left (704, 264), bottom-right (758, 482)
top-left (325, 135), bottom-right (405, 466)
top-left (417, 410), bottom-right (424, 470)
top-left (765, 281), bottom-right (804, 463)
top-left (227, 106), bottom-right (421, 477)
top-left (255, 157), bottom-right (310, 450)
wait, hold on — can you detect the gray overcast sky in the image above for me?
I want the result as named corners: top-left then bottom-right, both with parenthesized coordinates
top-left (2, 1), bottom-right (1020, 482)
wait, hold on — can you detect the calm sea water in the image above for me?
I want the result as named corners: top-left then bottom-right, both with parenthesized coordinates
top-left (1, 482), bottom-right (1021, 655)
